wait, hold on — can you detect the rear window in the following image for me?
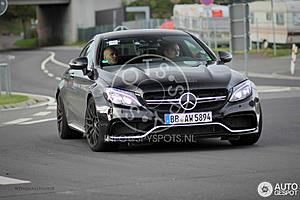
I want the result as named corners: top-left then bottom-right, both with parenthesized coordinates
top-left (293, 12), bottom-right (300, 26)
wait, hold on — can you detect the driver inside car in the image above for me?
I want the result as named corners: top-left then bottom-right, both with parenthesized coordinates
top-left (160, 42), bottom-right (180, 60)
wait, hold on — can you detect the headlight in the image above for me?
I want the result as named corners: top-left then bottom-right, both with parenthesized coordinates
top-left (229, 80), bottom-right (252, 102)
top-left (105, 88), bottom-right (142, 107)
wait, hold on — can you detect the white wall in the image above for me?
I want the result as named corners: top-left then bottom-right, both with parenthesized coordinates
top-left (65, 0), bottom-right (122, 43)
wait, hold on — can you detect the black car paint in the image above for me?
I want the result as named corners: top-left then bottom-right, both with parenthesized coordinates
top-left (56, 29), bottom-right (261, 145)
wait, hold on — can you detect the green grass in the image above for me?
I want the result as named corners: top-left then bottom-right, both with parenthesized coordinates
top-left (0, 95), bottom-right (29, 106)
top-left (14, 38), bottom-right (38, 48)
top-left (249, 48), bottom-right (297, 57)
top-left (67, 41), bottom-right (86, 47)
top-left (212, 47), bottom-right (230, 52)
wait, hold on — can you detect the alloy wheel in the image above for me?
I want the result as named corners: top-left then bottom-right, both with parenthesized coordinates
top-left (85, 99), bottom-right (100, 147)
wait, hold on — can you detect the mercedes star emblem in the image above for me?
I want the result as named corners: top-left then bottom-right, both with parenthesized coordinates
top-left (179, 92), bottom-right (197, 110)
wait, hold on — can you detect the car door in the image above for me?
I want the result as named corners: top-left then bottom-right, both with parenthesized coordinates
top-left (66, 41), bottom-right (95, 127)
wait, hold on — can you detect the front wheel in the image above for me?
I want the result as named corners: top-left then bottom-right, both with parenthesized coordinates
top-left (85, 98), bottom-right (118, 152)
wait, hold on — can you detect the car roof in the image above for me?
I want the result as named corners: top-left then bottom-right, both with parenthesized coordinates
top-left (96, 29), bottom-right (189, 39)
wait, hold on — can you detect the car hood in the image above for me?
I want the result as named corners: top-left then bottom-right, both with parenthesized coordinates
top-left (98, 63), bottom-right (246, 94)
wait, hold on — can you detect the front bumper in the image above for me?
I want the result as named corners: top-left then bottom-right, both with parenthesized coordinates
top-left (95, 92), bottom-right (261, 143)
top-left (105, 122), bottom-right (259, 142)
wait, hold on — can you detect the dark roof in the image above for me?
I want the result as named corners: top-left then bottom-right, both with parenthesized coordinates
top-left (97, 29), bottom-right (189, 39)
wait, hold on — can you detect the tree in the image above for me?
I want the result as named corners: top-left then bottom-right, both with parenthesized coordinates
top-left (2, 5), bottom-right (35, 39)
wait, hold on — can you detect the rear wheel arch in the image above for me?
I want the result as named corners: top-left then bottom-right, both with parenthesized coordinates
top-left (57, 93), bottom-right (83, 139)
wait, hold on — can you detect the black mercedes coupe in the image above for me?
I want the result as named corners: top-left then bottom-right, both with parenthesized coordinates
top-left (56, 29), bottom-right (262, 151)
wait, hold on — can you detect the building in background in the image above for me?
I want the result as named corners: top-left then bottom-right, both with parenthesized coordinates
top-left (249, 0), bottom-right (300, 48)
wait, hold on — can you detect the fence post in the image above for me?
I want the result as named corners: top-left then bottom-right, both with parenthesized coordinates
top-left (0, 63), bottom-right (12, 96)
top-left (256, 18), bottom-right (260, 53)
top-left (291, 44), bottom-right (298, 75)
top-left (207, 17), bottom-right (211, 48)
top-left (213, 19), bottom-right (217, 49)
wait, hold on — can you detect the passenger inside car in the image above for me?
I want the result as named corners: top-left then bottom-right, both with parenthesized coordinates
top-left (103, 46), bottom-right (118, 65)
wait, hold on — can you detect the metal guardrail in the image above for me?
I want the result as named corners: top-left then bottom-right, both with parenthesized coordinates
top-left (0, 55), bottom-right (14, 96)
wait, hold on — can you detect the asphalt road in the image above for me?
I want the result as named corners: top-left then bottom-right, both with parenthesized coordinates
top-left (0, 49), bottom-right (299, 200)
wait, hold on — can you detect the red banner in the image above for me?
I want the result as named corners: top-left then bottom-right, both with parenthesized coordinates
top-left (212, 9), bottom-right (223, 18)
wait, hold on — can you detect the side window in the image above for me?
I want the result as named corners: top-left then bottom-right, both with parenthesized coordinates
top-left (79, 41), bottom-right (92, 57)
top-left (276, 13), bottom-right (284, 25)
top-left (293, 13), bottom-right (300, 26)
top-left (78, 41), bottom-right (95, 71)
top-left (86, 41), bottom-right (94, 61)
top-left (79, 45), bottom-right (88, 57)
top-left (86, 41), bottom-right (95, 68)
top-left (250, 12), bottom-right (254, 24)
top-left (266, 12), bottom-right (272, 21)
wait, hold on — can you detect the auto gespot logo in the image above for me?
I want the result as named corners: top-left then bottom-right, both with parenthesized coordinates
top-left (258, 182), bottom-right (299, 198)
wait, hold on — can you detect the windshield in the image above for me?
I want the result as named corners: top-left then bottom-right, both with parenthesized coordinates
top-left (100, 35), bottom-right (214, 67)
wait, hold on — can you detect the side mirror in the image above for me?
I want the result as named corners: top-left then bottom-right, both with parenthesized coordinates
top-left (218, 51), bottom-right (232, 63)
top-left (69, 57), bottom-right (88, 70)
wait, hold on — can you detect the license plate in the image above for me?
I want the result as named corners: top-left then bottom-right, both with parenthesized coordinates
top-left (164, 112), bottom-right (212, 125)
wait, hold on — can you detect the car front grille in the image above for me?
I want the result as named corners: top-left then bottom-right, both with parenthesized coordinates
top-left (144, 89), bottom-right (228, 112)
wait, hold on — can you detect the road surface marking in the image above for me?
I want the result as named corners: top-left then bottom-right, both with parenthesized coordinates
top-left (40, 51), bottom-right (67, 83)
top-left (20, 117), bottom-right (56, 125)
top-left (33, 111), bottom-right (51, 116)
top-left (41, 52), bottom-right (54, 71)
top-left (0, 176), bottom-right (31, 185)
top-left (47, 106), bottom-right (57, 110)
top-left (50, 54), bottom-right (69, 68)
top-left (48, 102), bottom-right (57, 106)
top-left (3, 118), bottom-right (32, 125)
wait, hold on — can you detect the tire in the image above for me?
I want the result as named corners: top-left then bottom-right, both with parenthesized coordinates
top-left (229, 106), bottom-right (262, 146)
top-left (85, 97), bottom-right (118, 152)
top-left (57, 94), bottom-right (83, 139)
